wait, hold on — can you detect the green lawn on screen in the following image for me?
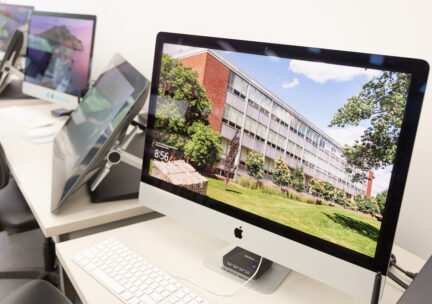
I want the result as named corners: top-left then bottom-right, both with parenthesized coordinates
top-left (206, 177), bottom-right (381, 257)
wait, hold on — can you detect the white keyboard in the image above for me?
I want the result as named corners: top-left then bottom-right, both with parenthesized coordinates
top-left (0, 106), bottom-right (54, 128)
top-left (73, 238), bottom-right (210, 304)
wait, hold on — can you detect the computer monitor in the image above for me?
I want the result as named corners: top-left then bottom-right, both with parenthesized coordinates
top-left (0, 4), bottom-right (33, 57)
top-left (51, 54), bottom-right (150, 213)
top-left (0, 29), bottom-right (24, 95)
top-left (23, 11), bottom-right (96, 109)
top-left (140, 32), bottom-right (429, 301)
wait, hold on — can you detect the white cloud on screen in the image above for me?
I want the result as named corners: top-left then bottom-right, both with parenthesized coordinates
top-left (289, 60), bottom-right (382, 83)
top-left (371, 166), bottom-right (392, 197)
top-left (282, 78), bottom-right (299, 89)
top-left (324, 126), bottom-right (366, 146)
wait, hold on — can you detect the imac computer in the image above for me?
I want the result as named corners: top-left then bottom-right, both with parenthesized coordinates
top-left (140, 32), bottom-right (429, 301)
top-left (50, 54), bottom-right (150, 213)
top-left (0, 4), bottom-right (33, 58)
top-left (23, 11), bottom-right (96, 109)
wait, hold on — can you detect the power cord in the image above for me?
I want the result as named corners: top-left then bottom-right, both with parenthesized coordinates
top-left (173, 256), bottom-right (264, 297)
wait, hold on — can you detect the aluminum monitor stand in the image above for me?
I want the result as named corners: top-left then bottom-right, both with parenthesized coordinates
top-left (90, 125), bottom-right (143, 193)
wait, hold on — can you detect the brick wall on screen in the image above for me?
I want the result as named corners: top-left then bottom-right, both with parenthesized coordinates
top-left (179, 52), bottom-right (229, 132)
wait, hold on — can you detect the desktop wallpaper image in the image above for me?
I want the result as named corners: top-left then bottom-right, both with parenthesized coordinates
top-left (146, 43), bottom-right (411, 258)
top-left (25, 15), bottom-right (94, 97)
top-left (0, 5), bottom-right (32, 51)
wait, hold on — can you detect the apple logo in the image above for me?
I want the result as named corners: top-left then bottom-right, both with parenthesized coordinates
top-left (234, 226), bottom-right (243, 239)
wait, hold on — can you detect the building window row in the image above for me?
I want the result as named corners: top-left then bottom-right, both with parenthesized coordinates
top-left (228, 73), bottom-right (248, 100)
top-left (228, 72), bottom-right (345, 160)
top-left (222, 104), bottom-right (243, 130)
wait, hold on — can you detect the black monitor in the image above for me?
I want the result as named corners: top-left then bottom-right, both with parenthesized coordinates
top-left (140, 32), bottom-right (429, 301)
top-left (51, 54), bottom-right (150, 213)
top-left (0, 29), bottom-right (24, 95)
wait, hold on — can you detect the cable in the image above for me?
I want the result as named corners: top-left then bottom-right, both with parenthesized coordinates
top-left (387, 270), bottom-right (409, 289)
top-left (390, 253), bottom-right (417, 280)
top-left (173, 256), bottom-right (264, 297)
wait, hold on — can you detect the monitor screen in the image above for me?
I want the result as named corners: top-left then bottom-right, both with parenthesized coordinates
top-left (24, 12), bottom-right (95, 98)
top-left (0, 4), bottom-right (32, 52)
top-left (51, 54), bottom-right (149, 213)
top-left (142, 33), bottom-right (429, 274)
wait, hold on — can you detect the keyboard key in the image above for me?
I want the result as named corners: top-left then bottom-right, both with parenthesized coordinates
top-left (74, 254), bottom-right (84, 261)
top-left (139, 294), bottom-right (156, 304)
top-left (183, 295), bottom-right (192, 303)
top-left (92, 269), bottom-right (125, 294)
top-left (85, 263), bottom-right (96, 271)
top-left (120, 291), bottom-right (133, 301)
top-left (176, 291), bottom-right (186, 298)
top-left (150, 292), bottom-right (163, 302)
top-left (128, 297), bottom-right (140, 304)
top-left (129, 286), bottom-right (138, 293)
top-left (166, 284), bottom-right (177, 293)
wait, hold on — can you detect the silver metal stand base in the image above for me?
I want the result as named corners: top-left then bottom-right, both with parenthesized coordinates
top-left (203, 244), bottom-right (290, 294)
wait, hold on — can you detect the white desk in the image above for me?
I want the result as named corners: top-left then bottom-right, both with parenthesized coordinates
top-left (56, 216), bottom-right (426, 304)
top-left (0, 99), bottom-right (153, 238)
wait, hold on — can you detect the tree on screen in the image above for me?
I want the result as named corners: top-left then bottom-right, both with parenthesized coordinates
top-left (310, 177), bottom-right (324, 198)
top-left (334, 188), bottom-right (346, 206)
top-left (376, 189), bottom-right (388, 214)
top-left (246, 151), bottom-right (264, 182)
top-left (155, 54), bottom-right (223, 170)
top-left (271, 157), bottom-right (291, 189)
top-left (329, 72), bottom-right (410, 183)
top-left (223, 130), bottom-right (240, 190)
top-left (184, 122), bottom-right (222, 170)
top-left (155, 54), bottom-right (213, 153)
top-left (355, 194), bottom-right (380, 215)
top-left (322, 181), bottom-right (336, 202)
top-left (289, 166), bottom-right (305, 193)
top-left (343, 198), bottom-right (358, 211)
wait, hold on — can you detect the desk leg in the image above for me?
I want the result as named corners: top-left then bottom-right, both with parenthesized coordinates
top-left (57, 233), bottom-right (79, 302)
top-left (62, 266), bottom-right (79, 303)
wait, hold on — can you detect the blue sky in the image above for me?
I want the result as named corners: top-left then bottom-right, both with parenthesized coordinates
top-left (220, 50), bottom-right (379, 135)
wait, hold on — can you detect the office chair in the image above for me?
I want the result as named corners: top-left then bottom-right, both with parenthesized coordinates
top-left (0, 143), bottom-right (57, 283)
top-left (0, 280), bottom-right (71, 304)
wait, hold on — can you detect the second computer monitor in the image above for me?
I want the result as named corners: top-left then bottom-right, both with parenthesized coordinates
top-left (23, 11), bottom-right (96, 109)
top-left (0, 4), bottom-right (33, 56)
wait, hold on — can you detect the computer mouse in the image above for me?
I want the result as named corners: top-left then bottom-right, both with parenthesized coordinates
top-left (26, 126), bottom-right (57, 139)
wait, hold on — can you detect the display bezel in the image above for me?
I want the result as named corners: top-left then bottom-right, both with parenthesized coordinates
top-left (142, 32), bottom-right (429, 274)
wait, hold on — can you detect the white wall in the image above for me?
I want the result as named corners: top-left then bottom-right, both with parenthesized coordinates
top-left (7, 0), bottom-right (432, 259)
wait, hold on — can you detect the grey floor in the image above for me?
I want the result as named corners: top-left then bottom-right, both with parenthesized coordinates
top-left (0, 228), bottom-right (45, 301)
